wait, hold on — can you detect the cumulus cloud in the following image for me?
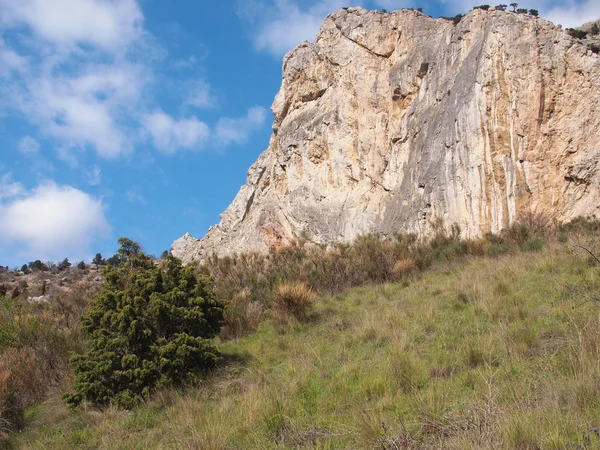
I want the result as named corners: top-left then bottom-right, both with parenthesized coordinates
top-left (0, 0), bottom-right (147, 159)
top-left (543, 0), bottom-right (600, 28)
top-left (0, 0), bottom-right (143, 52)
top-left (22, 64), bottom-right (145, 158)
top-left (0, 38), bottom-right (27, 77)
top-left (0, 174), bottom-right (24, 200)
top-left (240, 0), bottom-right (359, 57)
top-left (0, 180), bottom-right (110, 261)
top-left (143, 110), bottom-right (210, 154)
top-left (215, 106), bottom-right (267, 146)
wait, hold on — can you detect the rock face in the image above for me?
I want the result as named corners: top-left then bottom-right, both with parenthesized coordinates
top-left (172, 7), bottom-right (600, 264)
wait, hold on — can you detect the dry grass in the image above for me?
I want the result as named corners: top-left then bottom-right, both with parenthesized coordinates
top-left (272, 282), bottom-right (316, 324)
top-left (7, 218), bottom-right (600, 449)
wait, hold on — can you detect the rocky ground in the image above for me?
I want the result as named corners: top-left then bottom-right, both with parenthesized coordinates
top-left (0, 264), bottom-right (104, 304)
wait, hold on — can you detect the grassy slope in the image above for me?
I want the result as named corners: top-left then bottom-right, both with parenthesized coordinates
top-left (10, 241), bottom-right (600, 449)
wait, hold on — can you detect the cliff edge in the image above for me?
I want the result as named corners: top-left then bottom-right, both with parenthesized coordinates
top-left (173, 7), bottom-right (600, 264)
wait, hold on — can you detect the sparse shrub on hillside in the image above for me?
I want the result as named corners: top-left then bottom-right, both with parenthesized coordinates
top-left (502, 222), bottom-right (530, 246)
top-left (528, 9), bottom-right (538, 16)
top-left (58, 258), bottom-right (71, 271)
top-left (590, 44), bottom-right (600, 54)
top-left (0, 348), bottom-right (46, 434)
top-left (28, 260), bottom-right (48, 272)
top-left (516, 8), bottom-right (528, 14)
top-left (591, 23), bottom-right (599, 36)
top-left (0, 295), bottom-right (79, 435)
top-left (496, 4), bottom-right (508, 11)
top-left (523, 238), bottom-right (545, 252)
top-left (92, 253), bottom-right (105, 265)
top-left (220, 288), bottom-right (265, 340)
top-left (392, 258), bottom-right (417, 278)
top-left (65, 238), bottom-right (224, 409)
top-left (272, 282), bottom-right (316, 325)
top-left (441, 14), bottom-right (464, 25)
top-left (568, 28), bottom-right (588, 39)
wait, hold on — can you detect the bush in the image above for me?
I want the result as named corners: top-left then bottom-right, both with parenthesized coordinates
top-left (272, 282), bottom-right (315, 324)
top-left (522, 239), bottom-right (545, 252)
top-left (65, 238), bottom-right (224, 409)
top-left (568, 28), bottom-right (588, 39)
top-left (221, 288), bottom-right (265, 340)
top-left (0, 295), bottom-right (77, 435)
top-left (502, 222), bottom-right (530, 246)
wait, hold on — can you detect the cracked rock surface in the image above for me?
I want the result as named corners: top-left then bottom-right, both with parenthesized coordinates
top-left (172, 7), bottom-right (600, 264)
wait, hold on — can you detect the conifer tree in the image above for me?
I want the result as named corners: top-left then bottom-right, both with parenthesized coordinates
top-left (65, 238), bottom-right (224, 408)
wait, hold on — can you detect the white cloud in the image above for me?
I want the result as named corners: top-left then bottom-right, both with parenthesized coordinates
top-left (215, 106), bottom-right (268, 146)
top-left (0, 0), bottom-right (143, 52)
top-left (543, 0), bottom-right (600, 28)
top-left (0, 0), bottom-right (148, 160)
top-left (143, 110), bottom-right (210, 154)
top-left (17, 136), bottom-right (40, 156)
top-left (0, 174), bottom-right (24, 199)
top-left (20, 64), bottom-right (145, 159)
top-left (0, 180), bottom-right (110, 261)
top-left (241, 0), bottom-right (359, 57)
top-left (0, 38), bottom-right (27, 77)
top-left (186, 79), bottom-right (216, 109)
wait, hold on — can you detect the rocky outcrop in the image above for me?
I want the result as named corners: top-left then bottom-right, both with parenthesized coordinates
top-left (172, 7), bottom-right (600, 264)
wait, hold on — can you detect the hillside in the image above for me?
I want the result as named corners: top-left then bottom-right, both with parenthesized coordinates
top-left (8, 227), bottom-right (600, 449)
top-left (173, 7), bottom-right (600, 264)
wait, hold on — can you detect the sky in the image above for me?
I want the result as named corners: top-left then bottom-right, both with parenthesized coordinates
top-left (0, 0), bottom-right (598, 267)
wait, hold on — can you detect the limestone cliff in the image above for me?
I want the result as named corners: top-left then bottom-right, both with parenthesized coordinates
top-left (173, 7), bottom-right (600, 264)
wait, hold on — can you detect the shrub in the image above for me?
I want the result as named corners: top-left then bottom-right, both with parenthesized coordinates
top-left (0, 348), bottom-right (46, 434)
top-left (568, 28), bottom-right (588, 39)
top-left (392, 258), bottom-right (417, 278)
top-left (65, 238), bottom-right (224, 409)
top-left (589, 44), bottom-right (600, 54)
top-left (221, 288), bottom-right (265, 340)
top-left (502, 222), bottom-right (529, 246)
top-left (0, 296), bottom-right (76, 434)
top-left (272, 282), bottom-right (315, 324)
top-left (522, 239), bottom-right (545, 252)
top-left (591, 23), bottom-right (599, 36)
top-left (528, 9), bottom-right (538, 16)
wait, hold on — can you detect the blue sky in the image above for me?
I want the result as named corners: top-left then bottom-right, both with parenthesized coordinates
top-left (0, 0), bottom-right (598, 267)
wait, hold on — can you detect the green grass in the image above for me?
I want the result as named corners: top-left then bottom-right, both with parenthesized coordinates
top-left (9, 242), bottom-right (600, 449)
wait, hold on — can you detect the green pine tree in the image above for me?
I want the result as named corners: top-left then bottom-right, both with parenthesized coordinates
top-left (65, 238), bottom-right (224, 409)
